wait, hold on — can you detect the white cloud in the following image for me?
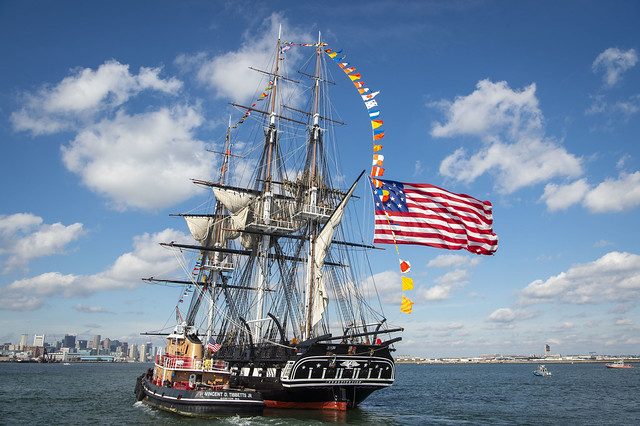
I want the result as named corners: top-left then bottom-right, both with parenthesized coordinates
top-left (432, 80), bottom-right (583, 194)
top-left (11, 60), bottom-right (182, 135)
top-left (434, 269), bottom-right (469, 284)
top-left (431, 80), bottom-right (542, 139)
top-left (61, 106), bottom-right (215, 210)
top-left (586, 93), bottom-right (640, 120)
top-left (617, 155), bottom-right (631, 170)
top-left (73, 304), bottom-right (112, 314)
top-left (583, 171), bottom-right (640, 213)
top-left (181, 13), bottom-right (312, 103)
top-left (540, 179), bottom-right (590, 211)
top-left (593, 240), bottom-right (614, 248)
top-left (486, 307), bottom-right (516, 323)
top-left (360, 270), bottom-right (402, 304)
top-left (486, 307), bottom-right (538, 324)
top-left (0, 295), bottom-right (44, 311)
top-left (518, 251), bottom-right (640, 306)
top-left (416, 284), bottom-right (453, 302)
top-left (0, 228), bottom-right (187, 311)
top-left (413, 160), bottom-right (423, 177)
top-left (0, 213), bottom-right (85, 273)
top-left (540, 172), bottom-right (640, 213)
top-left (592, 47), bottom-right (638, 87)
top-left (427, 254), bottom-right (480, 268)
top-left (11, 57), bottom-right (216, 211)
top-left (0, 213), bottom-right (43, 235)
top-left (615, 318), bottom-right (633, 326)
top-left (441, 138), bottom-right (583, 195)
top-left (415, 269), bottom-right (469, 302)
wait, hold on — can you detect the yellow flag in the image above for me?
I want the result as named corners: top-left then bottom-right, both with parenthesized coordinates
top-left (401, 296), bottom-right (414, 314)
top-left (402, 276), bottom-right (413, 291)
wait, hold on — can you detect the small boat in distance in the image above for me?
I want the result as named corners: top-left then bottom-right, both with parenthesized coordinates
top-left (533, 365), bottom-right (552, 376)
top-left (605, 359), bottom-right (633, 369)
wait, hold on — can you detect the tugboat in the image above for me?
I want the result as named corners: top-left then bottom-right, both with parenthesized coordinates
top-left (134, 323), bottom-right (265, 416)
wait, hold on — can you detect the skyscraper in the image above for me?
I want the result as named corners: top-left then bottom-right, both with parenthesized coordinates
top-left (63, 334), bottom-right (76, 348)
top-left (33, 334), bottom-right (45, 346)
top-left (91, 334), bottom-right (101, 350)
top-left (139, 343), bottom-right (147, 362)
top-left (129, 344), bottom-right (138, 360)
top-left (19, 334), bottom-right (28, 350)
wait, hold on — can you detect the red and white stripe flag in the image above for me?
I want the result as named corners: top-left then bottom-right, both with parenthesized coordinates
top-left (371, 178), bottom-right (498, 255)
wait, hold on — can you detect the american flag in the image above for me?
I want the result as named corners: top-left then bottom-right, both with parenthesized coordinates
top-left (371, 178), bottom-right (498, 255)
top-left (207, 337), bottom-right (221, 352)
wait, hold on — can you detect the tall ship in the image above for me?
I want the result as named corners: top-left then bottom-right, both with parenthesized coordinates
top-left (136, 32), bottom-right (403, 413)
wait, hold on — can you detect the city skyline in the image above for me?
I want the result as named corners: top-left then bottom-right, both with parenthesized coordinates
top-left (1, 1), bottom-right (639, 358)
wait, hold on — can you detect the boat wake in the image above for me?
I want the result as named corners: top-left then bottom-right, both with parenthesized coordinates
top-left (132, 401), bottom-right (159, 417)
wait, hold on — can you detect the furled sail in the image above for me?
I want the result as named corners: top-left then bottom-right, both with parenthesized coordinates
top-left (184, 215), bottom-right (241, 246)
top-left (310, 172), bottom-right (363, 327)
top-left (212, 186), bottom-right (256, 247)
top-left (212, 187), bottom-right (254, 214)
top-left (184, 216), bottom-right (216, 246)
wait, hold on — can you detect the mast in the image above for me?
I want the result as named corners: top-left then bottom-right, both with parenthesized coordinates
top-left (204, 116), bottom-right (234, 345)
top-left (303, 32), bottom-right (324, 339)
top-left (253, 26), bottom-right (283, 339)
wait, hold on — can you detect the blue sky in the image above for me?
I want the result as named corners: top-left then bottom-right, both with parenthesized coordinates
top-left (1, 1), bottom-right (639, 357)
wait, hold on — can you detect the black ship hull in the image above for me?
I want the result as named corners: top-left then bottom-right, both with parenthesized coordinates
top-left (135, 375), bottom-right (265, 417)
top-left (224, 341), bottom-right (395, 410)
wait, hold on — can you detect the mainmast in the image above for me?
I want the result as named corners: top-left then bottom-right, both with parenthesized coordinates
top-left (303, 32), bottom-right (325, 340)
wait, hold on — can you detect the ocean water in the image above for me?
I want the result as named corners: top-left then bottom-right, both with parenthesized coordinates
top-left (0, 361), bottom-right (638, 425)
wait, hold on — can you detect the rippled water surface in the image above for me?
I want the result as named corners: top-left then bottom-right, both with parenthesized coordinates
top-left (0, 362), bottom-right (638, 425)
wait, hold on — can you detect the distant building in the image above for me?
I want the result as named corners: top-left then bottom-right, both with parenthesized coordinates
top-left (63, 335), bottom-right (76, 348)
top-left (91, 334), bottom-right (101, 350)
top-left (129, 344), bottom-right (138, 361)
top-left (23, 345), bottom-right (46, 358)
top-left (19, 334), bottom-right (28, 350)
top-left (76, 340), bottom-right (88, 350)
top-left (33, 334), bottom-right (45, 347)
top-left (154, 345), bottom-right (163, 358)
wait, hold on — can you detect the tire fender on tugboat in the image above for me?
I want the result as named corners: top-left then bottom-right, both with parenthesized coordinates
top-left (134, 375), bottom-right (146, 401)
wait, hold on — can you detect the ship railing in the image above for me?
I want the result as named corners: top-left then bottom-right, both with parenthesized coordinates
top-left (294, 204), bottom-right (332, 223)
top-left (203, 359), bottom-right (228, 372)
top-left (248, 217), bottom-right (298, 232)
top-left (156, 354), bottom-right (197, 370)
top-left (155, 354), bottom-right (229, 373)
top-left (201, 259), bottom-right (234, 272)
